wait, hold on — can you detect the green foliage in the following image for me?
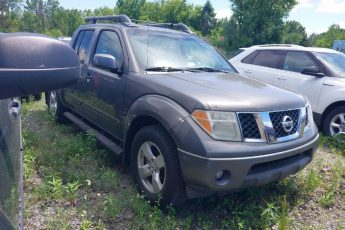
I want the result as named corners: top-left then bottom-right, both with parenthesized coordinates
top-left (310, 24), bottom-right (345, 48)
top-left (226, 0), bottom-right (298, 50)
top-left (282, 20), bottom-right (308, 46)
top-left (116, 0), bottom-right (145, 19)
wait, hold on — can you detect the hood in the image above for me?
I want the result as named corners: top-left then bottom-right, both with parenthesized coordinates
top-left (142, 72), bottom-right (306, 112)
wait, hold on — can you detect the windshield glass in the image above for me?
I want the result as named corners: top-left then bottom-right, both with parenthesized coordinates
top-left (316, 52), bottom-right (345, 77)
top-left (128, 28), bottom-right (234, 72)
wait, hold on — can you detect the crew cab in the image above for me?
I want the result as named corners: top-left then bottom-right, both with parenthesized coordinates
top-left (49, 15), bottom-right (319, 205)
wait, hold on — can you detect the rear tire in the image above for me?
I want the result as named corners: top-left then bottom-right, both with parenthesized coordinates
top-left (130, 125), bottom-right (186, 206)
top-left (48, 91), bottom-right (66, 123)
top-left (323, 106), bottom-right (345, 136)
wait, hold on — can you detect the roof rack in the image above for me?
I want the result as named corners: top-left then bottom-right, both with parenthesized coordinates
top-left (84, 14), bottom-right (193, 34)
top-left (132, 19), bottom-right (193, 34)
top-left (85, 15), bottom-right (132, 24)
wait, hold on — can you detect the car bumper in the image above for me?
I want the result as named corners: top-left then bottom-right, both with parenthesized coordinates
top-left (178, 130), bottom-right (319, 198)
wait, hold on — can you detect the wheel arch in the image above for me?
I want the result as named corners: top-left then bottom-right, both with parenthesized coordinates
top-left (123, 95), bottom-right (190, 165)
top-left (320, 101), bottom-right (345, 129)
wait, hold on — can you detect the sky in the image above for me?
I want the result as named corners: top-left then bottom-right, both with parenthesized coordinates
top-left (59, 0), bottom-right (345, 35)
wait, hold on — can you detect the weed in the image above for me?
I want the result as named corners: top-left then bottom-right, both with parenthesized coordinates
top-left (103, 194), bottom-right (119, 219)
top-left (47, 176), bottom-right (64, 199)
top-left (80, 210), bottom-right (93, 230)
top-left (65, 181), bottom-right (81, 204)
top-left (319, 156), bottom-right (344, 208)
top-left (278, 195), bottom-right (289, 230)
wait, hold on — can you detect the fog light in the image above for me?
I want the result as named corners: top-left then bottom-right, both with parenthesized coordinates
top-left (215, 170), bottom-right (224, 180)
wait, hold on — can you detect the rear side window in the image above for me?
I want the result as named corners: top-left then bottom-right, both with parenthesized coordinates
top-left (283, 51), bottom-right (317, 73)
top-left (76, 30), bottom-right (94, 64)
top-left (252, 50), bottom-right (284, 68)
top-left (241, 50), bottom-right (259, 64)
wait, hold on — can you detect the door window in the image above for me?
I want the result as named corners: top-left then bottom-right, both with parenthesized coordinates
top-left (252, 50), bottom-right (284, 68)
top-left (283, 51), bottom-right (316, 73)
top-left (94, 31), bottom-right (123, 63)
top-left (77, 30), bottom-right (94, 64)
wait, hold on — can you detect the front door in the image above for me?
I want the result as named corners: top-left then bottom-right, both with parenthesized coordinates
top-left (81, 30), bottom-right (126, 140)
top-left (273, 51), bottom-right (325, 110)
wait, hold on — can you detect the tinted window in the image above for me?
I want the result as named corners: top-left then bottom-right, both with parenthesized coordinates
top-left (74, 31), bottom-right (84, 52)
top-left (283, 51), bottom-right (316, 73)
top-left (252, 50), bottom-right (284, 68)
top-left (94, 31), bottom-right (123, 61)
top-left (241, 50), bottom-right (259, 64)
top-left (78, 30), bottom-right (94, 64)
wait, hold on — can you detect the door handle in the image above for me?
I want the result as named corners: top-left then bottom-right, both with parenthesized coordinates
top-left (277, 77), bottom-right (287, 80)
top-left (8, 99), bottom-right (21, 117)
top-left (244, 70), bottom-right (252, 74)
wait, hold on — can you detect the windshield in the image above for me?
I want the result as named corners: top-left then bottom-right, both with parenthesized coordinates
top-left (316, 52), bottom-right (345, 77)
top-left (128, 29), bottom-right (234, 72)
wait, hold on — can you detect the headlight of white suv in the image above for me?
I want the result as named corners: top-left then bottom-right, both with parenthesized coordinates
top-left (304, 102), bottom-right (313, 132)
top-left (191, 110), bottom-right (242, 141)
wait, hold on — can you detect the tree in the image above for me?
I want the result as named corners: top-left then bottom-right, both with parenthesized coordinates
top-left (227, 0), bottom-right (297, 50)
top-left (282, 20), bottom-right (308, 46)
top-left (310, 24), bottom-right (345, 48)
top-left (116, 0), bottom-right (145, 19)
top-left (199, 0), bottom-right (216, 36)
top-left (0, 0), bottom-right (23, 32)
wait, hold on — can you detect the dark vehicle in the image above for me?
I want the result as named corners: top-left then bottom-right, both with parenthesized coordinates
top-left (0, 33), bottom-right (79, 229)
top-left (49, 15), bottom-right (319, 205)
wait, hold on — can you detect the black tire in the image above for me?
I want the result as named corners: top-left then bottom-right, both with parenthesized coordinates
top-left (47, 91), bottom-right (66, 123)
top-left (130, 125), bottom-right (186, 206)
top-left (322, 106), bottom-right (345, 136)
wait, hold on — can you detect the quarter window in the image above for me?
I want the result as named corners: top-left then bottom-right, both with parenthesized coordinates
top-left (252, 50), bottom-right (284, 68)
top-left (283, 51), bottom-right (317, 73)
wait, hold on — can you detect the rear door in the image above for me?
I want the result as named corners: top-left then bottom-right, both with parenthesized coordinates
top-left (63, 30), bottom-right (95, 114)
top-left (81, 29), bottom-right (126, 139)
top-left (273, 51), bottom-right (325, 109)
top-left (237, 50), bottom-right (285, 84)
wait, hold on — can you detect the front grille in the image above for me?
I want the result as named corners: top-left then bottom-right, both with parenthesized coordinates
top-left (269, 109), bottom-right (299, 138)
top-left (238, 113), bottom-right (261, 139)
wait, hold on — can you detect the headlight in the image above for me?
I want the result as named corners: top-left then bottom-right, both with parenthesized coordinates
top-left (304, 101), bottom-right (313, 132)
top-left (191, 110), bottom-right (242, 141)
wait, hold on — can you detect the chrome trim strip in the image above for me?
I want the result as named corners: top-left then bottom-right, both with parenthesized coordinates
top-left (177, 134), bottom-right (319, 161)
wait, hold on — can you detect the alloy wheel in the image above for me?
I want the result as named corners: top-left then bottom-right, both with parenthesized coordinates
top-left (137, 141), bottom-right (166, 194)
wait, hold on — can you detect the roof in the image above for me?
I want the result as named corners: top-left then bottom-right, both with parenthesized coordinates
top-left (244, 44), bottom-right (338, 53)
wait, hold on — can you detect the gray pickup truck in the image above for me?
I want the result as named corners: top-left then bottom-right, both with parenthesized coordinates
top-left (48, 15), bottom-right (319, 205)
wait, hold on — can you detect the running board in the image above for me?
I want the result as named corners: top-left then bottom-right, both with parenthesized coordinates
top-left (63, 112), bottom-right (123, 156)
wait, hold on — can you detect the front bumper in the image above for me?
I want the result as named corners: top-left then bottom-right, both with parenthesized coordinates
top-left (178, 130), bottom-right (319, 198)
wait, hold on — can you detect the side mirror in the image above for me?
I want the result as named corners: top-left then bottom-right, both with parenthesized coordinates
top-left (93, 54), bottom-right (118, 72)
top-left (0, 33), bottom-right (80, 100)
top-left (302, 66), bottom-right (325, 78)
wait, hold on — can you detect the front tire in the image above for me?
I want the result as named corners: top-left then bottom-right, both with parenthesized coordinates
top-left (323, 106), bottom-right (345, 136)
top-left (130, 125), bottom-right (186, 206)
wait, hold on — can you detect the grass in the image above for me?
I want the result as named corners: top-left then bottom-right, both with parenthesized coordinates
top-left (23, 100), bottom-right (345, 229)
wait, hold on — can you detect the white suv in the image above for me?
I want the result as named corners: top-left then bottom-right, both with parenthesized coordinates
top-left (230, 44), bottom-right (345, 136)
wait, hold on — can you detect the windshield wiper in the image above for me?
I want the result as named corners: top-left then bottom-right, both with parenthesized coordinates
top-left (184, 67), bottom-right (230, 73)
top-left (145, 67), bottom-right (184, 72)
